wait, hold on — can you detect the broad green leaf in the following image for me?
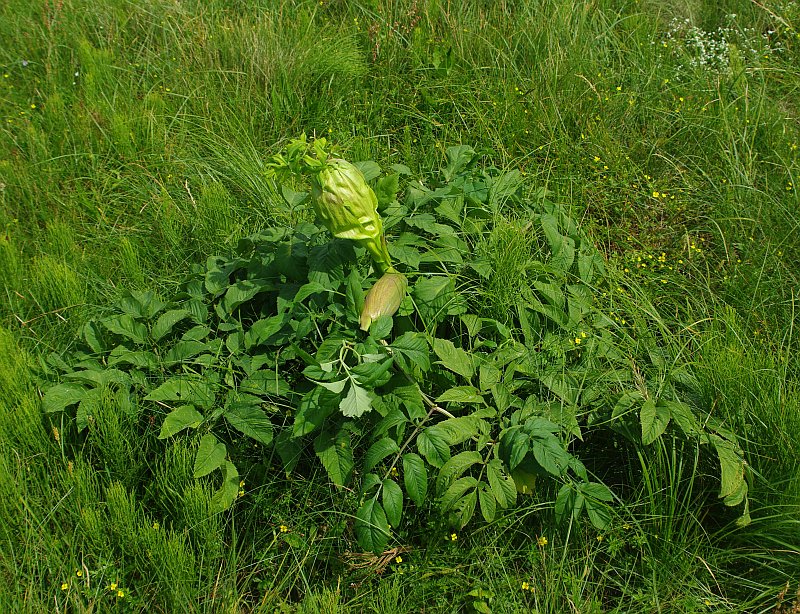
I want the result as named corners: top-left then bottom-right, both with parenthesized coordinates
top-left (102, 314), bottom-right (148, 345)
top-left (555, 483), bottom-right (575, 524)
top-left (151, 309), bottom-right (191, 342)
top-left (403, 452), bottom-right (428, 506)
top-left (193, 433), bottom-right (227, 478)
top-left (413, 276), bottom-right (459, 323)
top-left (42, 382), bottom-right (87, 414)
top-left (246, 315), bottom-right (287, 347)
top-left (531, 435), bottom-right (570, 477)
top-left (438, 416), bottom-right (483, 445)
top-left (293, 280), bottom-right (330, 303)
top-left (275, 430), bottom-right (302, 475)
top-left (313, 378), bottom-right (348, 394)
top-left (376, 173), bottom-right (400, 208)
top-left (314, 428), bottom-right (354, 487)
top-left (240, 370), bottom-right (292, 398)
top-left (486, 459), bottom-right (517, 509)
top-left (452, 488), bottom-right (478, 530)
top-left (436, 386), bottom-right (483, 404)
top-left (579, 481), bottom-right (614, 502)
top-left (63, 368), bottom-right (131, 387)
top-left (108, 348), bottom-right (158, 370)
top-left (479, 363), bottom-right (502, 391)
top-left (224, 396), bottom-right (274, 445)
top-left (364, 437), bottom-right (401, 474)
top-left (432, 338), bottom-right (475, 379)
top-left (159, 405), bottom-right (204, 439)
top-left (661, 400), bottom-right (700, 436)
top-left (368, 315), bottom-right (393, 340)
top-left (641, 399), bottom-right (671, 445)
top-left (478, 484), bottom-right (497, 522)
top-left (354, 160), bottom-right (381, 181)
top-left (145, 376), bottom-right (215, 410)
top-left (436, 451), bottom-right (482, 495)
top-left (711, 434), bottom-right (745, 500)
top-left (499, 427), bottom-right (529, 470)
top-left (585, 499), bottom-right (612, 530)
top-left (390, 332), bottom-right (430, 371)
top-left (440, 476), bottom-right (477, 512)
top-left (82, 321), bottom-right (105, 354)
top-left (223, 280), bottom-right (263, 314)
top-left (340, 381), bottom-right (373, 418)
top-left (382, 478), bottom-right (403, 528)
top-left (345, 268), bottom-right (364, 317)
top-left (352, 358), bottom-right (394, 388)
top-left (164, 340), bottom-right (209, 366)
top-left (418, 426), bottom-right (451, 468)
top-left (293, 386), bottom-right (338, 437)
top-left (210, 460), bottom-right (240, 513)
top-left (355, 497), bottom-right (390, 554)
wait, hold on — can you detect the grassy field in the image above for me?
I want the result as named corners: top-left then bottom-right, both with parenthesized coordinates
top-left (1, 0), bottom-right (799, 612)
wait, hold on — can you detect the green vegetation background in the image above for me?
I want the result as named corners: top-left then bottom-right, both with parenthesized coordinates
top-left (1, 0), bottom-right (798, 611)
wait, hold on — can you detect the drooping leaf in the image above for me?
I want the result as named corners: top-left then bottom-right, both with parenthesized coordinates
top-left (314, 428), bottom-right (354, 487)
top-left (211, 460), bottom-right (240, 513)
top-left (355, 497), bottom-right (390, 554)
top-left (293, 386), bottom-right (338, 437)
top-left (478, 484), bottom-right (497, 522)
top-left (382, 478), bottom-right (403, 528)
top-left (486, 459), bottom-right (517, 509)
top-left (403, 452), bottom-right (428, 506)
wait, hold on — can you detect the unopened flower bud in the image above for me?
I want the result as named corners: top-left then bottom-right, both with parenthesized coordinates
top-left (310, 158), bottom-right (393, 272)
top-left (359, 272), bottom-right (407, 331)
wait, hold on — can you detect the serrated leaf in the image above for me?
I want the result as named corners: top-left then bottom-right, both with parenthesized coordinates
top-left (436, 386), bottom-right (483, 404)
top-left (293, 386), bottom-right (338, 437)
top-left (42, 382), bottom-right (87, 414)
top-left (382, 478), bottom-right (403, 528)
top-left (158, 405), bottom-right (204, 439)
top-left (193, 433), bottom-right (227, 478)
top-left (390, 332), bottom-right (430, 371)
top-left (275, 430), bottom-right (302, 475)
top-left (438, 416), bottom-right (482, 445)
top-left (224, 396), bottom-right (273, 445)
top-left (340, 381), bottom-right (373, 418)
top-left (641, 399), bottom-right (671, 445)
top-left (436, 451), bottom-right (482, 495)
top-left (432, 338), bottom-right (475, 379)
top-left (403, 452), bottom-right (428, 506)
top-left (439, 476), bottom-right (478, 512)
top-left (355, 497), bottom-right (390, 554)
top-left (486, 459), bottom-right (517, 509)
top-left (364, 437), bottom-right (401, 474)
top-left (478, 484), bottom-right (497, 522)
top-left (661, 400), bottom-right (700, 436)
top-left (453, 488), bottom-right (477, 529)
top-left (151, 309), bottom-right (191, 342)
top-left (555, 483), bottom-right (575, 525)
top-left (531, 434), bottom-right (570, 477)
top-left (417, 426), bottom-right (451, 468)
top-left (314, 428), bottom-right (354, 487)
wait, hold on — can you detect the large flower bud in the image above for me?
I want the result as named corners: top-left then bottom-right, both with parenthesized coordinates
top-left (310, 159), bottom-right (393, 273)
top-left (359, 272), bottom-right (408, 331)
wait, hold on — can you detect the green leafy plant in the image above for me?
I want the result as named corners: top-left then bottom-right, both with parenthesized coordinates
top-left (39, 143), bottom-right (749, 554)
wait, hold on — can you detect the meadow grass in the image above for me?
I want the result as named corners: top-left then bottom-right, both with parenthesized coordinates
top-left (1, 0), bottom-right (799, 611)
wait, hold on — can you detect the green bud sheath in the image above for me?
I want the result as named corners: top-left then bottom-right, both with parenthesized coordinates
top-left (310, 158), bottom-right (393, 273)
top-left (359, 272), bottom-right (408, 332)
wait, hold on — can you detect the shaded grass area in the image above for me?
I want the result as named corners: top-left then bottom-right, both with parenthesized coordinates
top-left (1, 0), bottom-right (799, 611)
